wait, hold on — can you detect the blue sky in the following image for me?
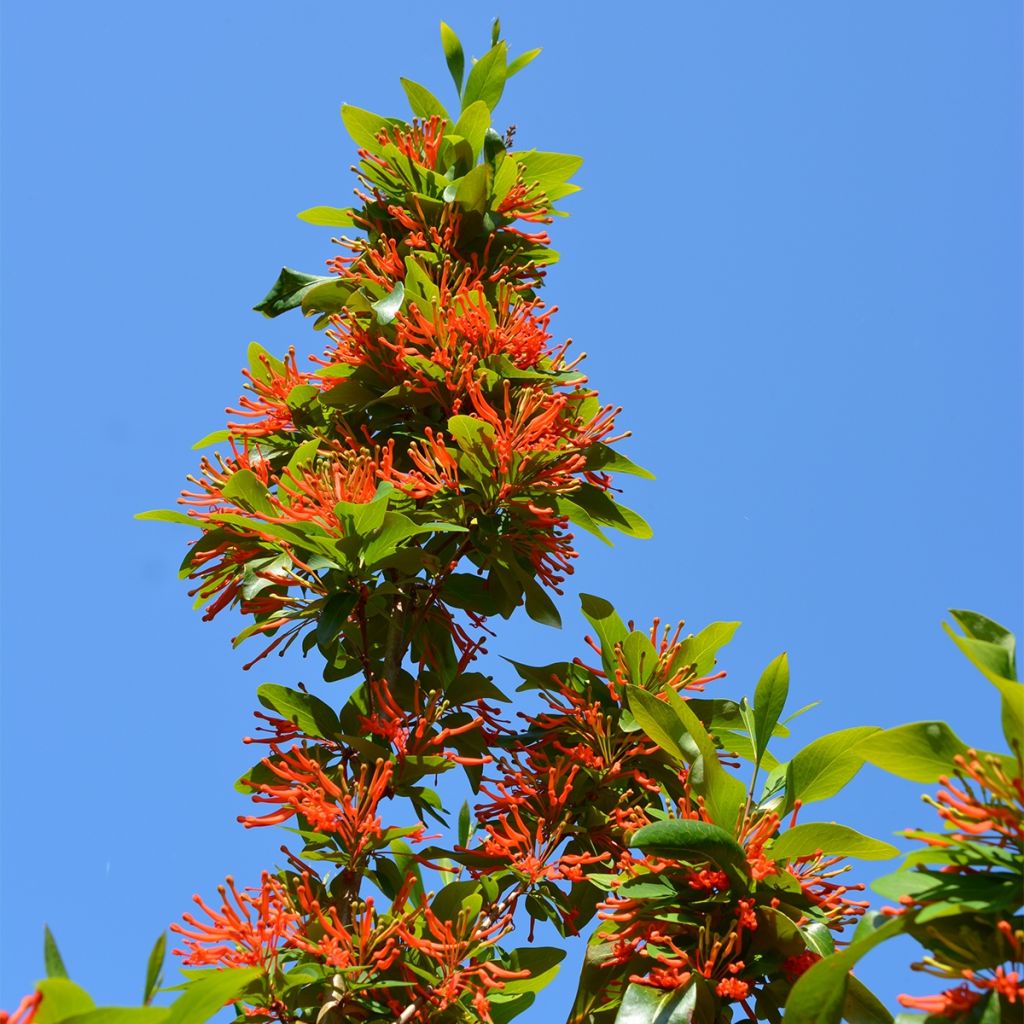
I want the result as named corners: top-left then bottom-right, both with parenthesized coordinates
top-left (2, 1), bottom-right (1021, 1018)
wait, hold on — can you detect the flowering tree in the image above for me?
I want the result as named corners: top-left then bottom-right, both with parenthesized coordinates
top-left (5, 21), bottom-right (1020, 1024)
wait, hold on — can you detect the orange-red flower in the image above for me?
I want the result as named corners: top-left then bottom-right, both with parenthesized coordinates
top-left (0, 993), bottom-right (42, 1024)
top-left (171, 873), bottom-right (299, 967)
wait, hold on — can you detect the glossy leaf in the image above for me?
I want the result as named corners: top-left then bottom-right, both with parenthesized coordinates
top-left (508, 48), bottom-right (542, 77)
top-left (770, 823), bottom-right (898, 862)
top-left (784, 916), bottom-right (907, 1024)
top-left (440, 21), bottom-right (465, 96)
top-left (949, 609), bottom-right (1016, 676)
top-left (44, 925), bottom-right (69, 979)
top-left (253, 267), bottom-right (331, 318)
top-left (614, 979), bottom-right (699, 1024)
top-left (452, 100), bottom-right (489, 159)
top-left (35, 980), bottom-right (95, 1024)
top-left (400, 77), bottom-right (447, 119)
top-left (296, 206), bottom-right (356, 227)
top-left (63, 1011), bottom-right (169, 1024)
top-left (629, 818), bottom-right (747, 875)
top-left (784, 726), bottom-right (880, 812)
top-left (523, 576), bottom-right (562, 628)
top-left (626, 686), bottom-right (687, 761)
top-left (143, 933), bottom-right (166, 1005)
top-left (675, 621), bottom-right (740, 677)
top-left (461, 41), bottom-right (507, 112)
top-left (371, 280), bottom-right (404, 325)
top-left (665, 686), bottom-right (747, 830)
top-left (583, 442), bottom-right (655, 479)
top-left (340, 104), bottom-right (392, 152)
top-left (856, 721), bottom-right (970, 782)
top-left (135, 509), bottom-right (197, 527)
top-left (752, 652), bottom-right (789, 764)
top-left (499, 947), bottom-right (566, 995)
top-left (257, 684), bottom-right (338, 740)
top-left (843, 976), bottom-right (894, 1024)
top-left (163, 967), bottom-right (262, 1024)
top-left (579, 596), bottom-right (630, 678)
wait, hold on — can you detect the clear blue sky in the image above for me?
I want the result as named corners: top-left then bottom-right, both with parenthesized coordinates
top-left (2, 1), bottom-right (1021, 1018)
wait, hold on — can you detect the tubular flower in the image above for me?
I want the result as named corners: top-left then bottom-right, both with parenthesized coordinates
top-left (171, 873), bottom-right (299, 967)
top-left (226, 347), bottom-right (317, 437)
top-left (931, 750), bottom-right (1024, 843)
top-left (0, 994), bottom-right (42, 1024)
top-left (290, 875), bottom-right (406, 973)
top-left (397, 906), bottom-right (529, 1019)
top-left (239, 747), bottom-right (401, 865)
top-left (581, 619), bottom-right (729, 701)
top-left (897, 985), bottom-right (983, 1020)
top-left (786, 851), bottom-right (869, 929)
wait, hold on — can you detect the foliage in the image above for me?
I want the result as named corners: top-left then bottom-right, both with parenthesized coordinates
top-left (6, 20), bottom-right (1020, 1024)
top-left (786, 612), bottom-right (1023, 1024)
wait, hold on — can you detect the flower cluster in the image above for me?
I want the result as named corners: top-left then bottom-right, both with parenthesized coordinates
top-left (887, 750), bottom-right (1024, 1020)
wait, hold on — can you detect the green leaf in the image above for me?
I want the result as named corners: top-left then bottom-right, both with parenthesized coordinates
top-left (297, 206), bottom-right (356, 227)
top-left (253, 267), bottom-right (331, 318)
top-left (517, 150), bottom-right (584, 190)
top-left (371, 280), bottom-right (404, 325)
top-left (629, 819), bottom-right (747, 875)
top-left (675, 621), bottom-right (741, 678)
top-left (316, 592), bottom-right (357, 652)
top-left (523, 576), bottom-right (562, 628)
top-left (135, 509), bottom-right (198, 527)
top-left (583, 442), bottom-right (655, 480)
top-left (666, 688), bottom-right (747, 829)
top-left (452, 101), bottom-right (489, 159)
top-left (499, 947), bottom-right (566, 995)
top-left (44, 925), bottom-right (69, 979)
top-left (784, 726), bottom-right (880, 812)
top-left (299, 277), bottom-right (354, 316)
top-left (949, 609), bottom-right (1016, 676)
top-left (508, 48), bottom-right (542, 77)
top-left (621, 631), bottom-right (659, 688)
top-left (614, 979), bottom-right (701, 1024)
top-left (447, 414), bottom-right (496, 466)
top-left (35, 980), bottom-right (95, 1024)
top-left (163, 967), bottom-right (262, 1024)
top-left (62, 1007), bottom-right (167, 1024)
top-left (770, 823), bottom-right (898, 862)
top-left (400, 78), bottom-right (448, 120)
top-left (440, 22), bottom-right (465, 96)
top-left (462, 42), bottom-right (507, 112)
top-left (143, 933), bottom-right (166, 1006)
top-left (784, 916), bottom-right (907, 1024)
top-left (872, 867), bottom-right (1019, 914)
top-left (563, 487), bottom-right (652, 540)
top-left (453, 162), bottom-right (493, 214)
top-left (458, 801), bottom-right (472, 847)
top-left (221, 469), bottom-right (274, 515)
top-left (580, 594), bottom-right (629, 676)
top-left (63, 1011), bottom-right (169, 1024)
top-left (191, 430), bottom-right (230, 450)
top-left (257, 684), bottom-right (338, 739)
top-left (843, 976), bottom-right (894, 1024)
top-left (855, 721), bottom-right (970, 782)
top-left (340, 104), bottom-right (391, 152)
top-left (753, 652), bottom-right (789, 764)
top-left (626, 686), bottom-right (687, 761)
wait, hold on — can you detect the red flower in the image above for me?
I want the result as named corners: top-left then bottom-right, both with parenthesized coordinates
top-left (897, 985), bottom-right (982, 1020)
top-left (782, 950), bottom-right (822, 982)
top-left (0, 993), bottom-right (42, 1024)
top-left (171, 873), bottom-right (298, 967)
